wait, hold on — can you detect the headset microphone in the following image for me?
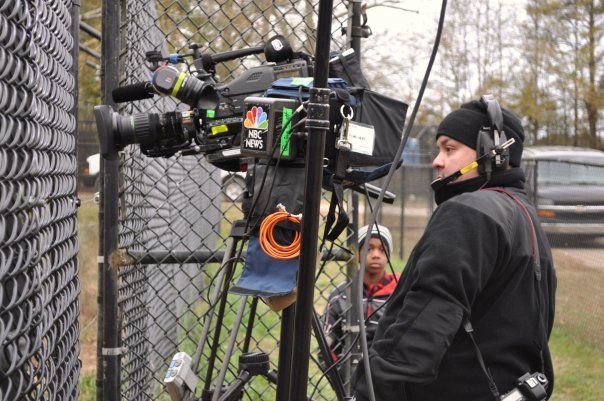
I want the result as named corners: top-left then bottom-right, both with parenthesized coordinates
top-left (431, 138), bottom-right (515, 191)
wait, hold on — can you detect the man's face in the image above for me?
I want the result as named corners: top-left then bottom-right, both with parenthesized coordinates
top-left (362, 237), bottom-right (388, 277)
top-left (432, 135), bottom-right (479, 183)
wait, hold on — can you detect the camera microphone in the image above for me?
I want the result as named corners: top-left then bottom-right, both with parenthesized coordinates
top-left (112, 82), bottom-right (155, 103)
top-left (264, 35), bottom-right (293, 63)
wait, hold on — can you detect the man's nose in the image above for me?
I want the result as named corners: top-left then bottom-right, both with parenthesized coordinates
top-left (432, 153), bottom-right (444, 170)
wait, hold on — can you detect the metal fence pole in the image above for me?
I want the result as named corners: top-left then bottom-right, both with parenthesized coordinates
top-left (345, 193), bottom-right (360, 393)
top-left (344, 3), bottom-right (364, 392)
top-left (351, 0), bottom-right (362, 55)
top-left (71, 6), bottom-right (82, 399)
top-left (72, 0), bottom-right (81, 189)
top-left (98, 1), bottom-right (122, 401)
top-left (289, 1), bottom-right (334, 400)
top-left (400, 167), bottom-right (405, 260)
top-left (276, 305), bottom-right (295, 401)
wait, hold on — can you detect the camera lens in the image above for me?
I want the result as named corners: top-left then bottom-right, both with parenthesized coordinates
top-left (113, 112), bottom-right (160, 147)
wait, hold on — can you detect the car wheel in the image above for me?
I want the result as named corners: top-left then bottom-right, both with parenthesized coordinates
top-left (222, 175), bottom-right (245, 201)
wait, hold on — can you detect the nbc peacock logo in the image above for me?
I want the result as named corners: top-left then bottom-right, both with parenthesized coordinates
top-left (244, 106), bottom-right (268, 130)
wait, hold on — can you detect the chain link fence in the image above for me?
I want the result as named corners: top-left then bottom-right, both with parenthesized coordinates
top-left (0, 1), bottom-right (80, 401)
top-left (101, 1), bottom-right (362, 401)
top-left (98, 2), bottom-right (604, 401)
top-left (522, 156), bottom-right (604, 352)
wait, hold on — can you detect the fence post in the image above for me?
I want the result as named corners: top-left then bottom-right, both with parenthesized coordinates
top-left (71, 0), bottom-right (81, 189)
top-left (345, 193), bottom-right (361, 393)
top-left (71, 4), bottom-right (82, 398)
top-left (98, 1), bottom-right (122, 401)
top-left (399, 166), bottom-right (405, 260)
top-left (344, 3), bottom-right (364, 393)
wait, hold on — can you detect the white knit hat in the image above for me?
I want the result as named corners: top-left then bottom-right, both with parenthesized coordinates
top-left (358, 224), bottom-right (393, 255)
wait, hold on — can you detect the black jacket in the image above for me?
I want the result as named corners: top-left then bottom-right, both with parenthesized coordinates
top-left (354, 169), bottom-right (556, 401)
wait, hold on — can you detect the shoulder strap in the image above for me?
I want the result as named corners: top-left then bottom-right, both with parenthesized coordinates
top-left (463, 320), bottom-right (501, 400)
top-left (481, 187), bottom-right (541, 280)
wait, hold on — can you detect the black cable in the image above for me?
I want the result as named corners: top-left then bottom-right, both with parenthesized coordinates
top-left (310, 332), bottom-right (360, 400)
top-left (243, 104), bottom-right (305, 236)
top-left (355, 2), bottom-right (448, 400)
top-left (204, 254), bottom-right (244, 304)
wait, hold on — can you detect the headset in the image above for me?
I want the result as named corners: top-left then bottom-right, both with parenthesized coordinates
top-left (431, 94), bottom-right (515, 191)
top-left (476, 94), bottom-right (509, 174)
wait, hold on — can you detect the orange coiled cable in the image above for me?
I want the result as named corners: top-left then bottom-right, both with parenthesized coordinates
top-left (259, 205), bottom-right (302, 259)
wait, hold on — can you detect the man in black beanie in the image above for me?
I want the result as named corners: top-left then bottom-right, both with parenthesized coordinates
top-left (353, 98), bottom-right (556, 401)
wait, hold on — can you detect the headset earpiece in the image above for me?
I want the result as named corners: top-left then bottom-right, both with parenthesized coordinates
top-left (476, 128), bottom-right (493, 174)
top-left (477, 95), bottom-right (510, 175)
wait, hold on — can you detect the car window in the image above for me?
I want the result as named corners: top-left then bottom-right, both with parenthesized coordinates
top-left (538, 160), bottom-right (604, 186)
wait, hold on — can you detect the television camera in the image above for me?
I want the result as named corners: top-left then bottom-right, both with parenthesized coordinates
top-left (95, 34), bottom-right (406, 180)
top-left (95, 34), bottom-right (313, 161)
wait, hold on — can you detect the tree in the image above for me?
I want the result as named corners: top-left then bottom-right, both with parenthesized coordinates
top-left (519, 0), bottom-right (603, 147)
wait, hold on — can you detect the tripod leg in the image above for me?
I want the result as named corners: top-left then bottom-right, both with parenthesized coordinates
top-left (190, 236), bottom-right (238, 382)
top-left (203, 254), bottom-right (238, 395)
top-left (242, 297), bottom-right (259, 354)
top-left (211, 295), bottom-right (248, 401)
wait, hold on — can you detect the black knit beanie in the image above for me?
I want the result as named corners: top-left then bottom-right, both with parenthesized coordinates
top-left (436, 100), bottom-right (525, 167)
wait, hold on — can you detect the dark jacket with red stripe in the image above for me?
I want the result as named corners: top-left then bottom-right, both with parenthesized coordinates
top-left (323, 273), bottom-right (399, 360)
top-left (353, 168), bottom-right (556, 401)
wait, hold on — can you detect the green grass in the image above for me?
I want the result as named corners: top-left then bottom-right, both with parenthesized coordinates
top-left (79, 373), bottom-right (97, 401)
top-left (549, 326), bottom-right (604, 401)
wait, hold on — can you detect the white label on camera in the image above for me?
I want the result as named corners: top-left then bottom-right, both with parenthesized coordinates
top-left (347, 121), bottom-right (375, 156)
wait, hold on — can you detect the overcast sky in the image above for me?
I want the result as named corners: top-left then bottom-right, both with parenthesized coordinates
top-left (357, 0), bottom-right (532, 109)
top-left (366, 0), bottom-right (528, 38)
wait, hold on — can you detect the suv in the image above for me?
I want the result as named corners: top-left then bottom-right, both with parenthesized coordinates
top-left (80, 153), bottom-right (245, 200)
top-left (522, 146), bottom-right (604, 239)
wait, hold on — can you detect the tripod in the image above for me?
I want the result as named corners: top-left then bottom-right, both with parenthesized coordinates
top-left (181, 220), bottom-right (347, 401)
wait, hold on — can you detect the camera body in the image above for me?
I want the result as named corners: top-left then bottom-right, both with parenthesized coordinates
top-left (500, 372), bottom-right (549, 401)
top-left (96, 53), bottom-right (311, 160)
